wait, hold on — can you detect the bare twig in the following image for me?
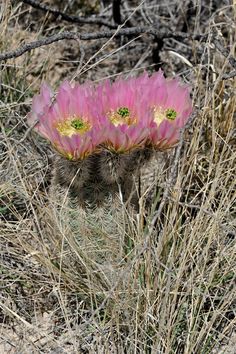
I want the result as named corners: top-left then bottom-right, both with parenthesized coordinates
top-left (0, 27), bottom-right (201, 62)
top-left (213, 39), bottom-right (236, 70)
top-left (222, 70), bottom-right (236, 80)
top-left (169, 198), bottom-right (215, 218)
top-left (0, 32), bottom-right (78, 61)
top-left (20, 0), bottom-right (116, 29)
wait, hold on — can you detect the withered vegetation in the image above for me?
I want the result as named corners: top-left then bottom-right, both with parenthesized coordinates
top-left (0, 0), bottom-right (235, 353)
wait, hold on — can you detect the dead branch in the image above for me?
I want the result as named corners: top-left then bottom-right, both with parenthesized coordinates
top-left (0, 32), bottom-right (78, 61)
top-left (222, 70), bottom-right (236, 80)
top-left (20, 0), bottom-right (116, 28)
top-left (213, 38), bottom-right (236, 70)
top-left (0, 27), bottom-right (194, 62)
top-left (0, 19), bottom-right (235, 81)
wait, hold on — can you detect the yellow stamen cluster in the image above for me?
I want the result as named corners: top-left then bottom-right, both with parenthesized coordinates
top-left (108, 106), bottom-right (135, 126)
top-left (153, 107), bottom-right (177, 125)
top-left (56, 117), bottom-right (91, 137)
top-left (166, 108), bottom-right (177, 120)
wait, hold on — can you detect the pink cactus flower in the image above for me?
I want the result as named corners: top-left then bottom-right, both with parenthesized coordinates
top-left (95, 71), bottom-right (192, 152)
top-left (27, 81), bottom-right (107, 160)
top-left (96, 75), bottom-right (151, 152)
top-left (28, 71), bottom-right (192, 159)
top-left (145, 70), bottom-right (193, 149)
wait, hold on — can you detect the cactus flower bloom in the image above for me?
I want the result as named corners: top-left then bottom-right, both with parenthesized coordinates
top-left (27, 71), bottom-right (192, 159)
top-left (27, 81), bottom-right (106, 159)
top-left (145, 70), bottom-right (193, 149)
top-left (96, 75), bottom-right (151, 152)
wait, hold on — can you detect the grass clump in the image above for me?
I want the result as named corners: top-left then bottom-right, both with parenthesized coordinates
top-left (0, 1), bottom-right (235, 353)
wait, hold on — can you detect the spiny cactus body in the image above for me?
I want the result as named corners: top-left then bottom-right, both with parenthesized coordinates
top-left (28, 71), bottom-right (192, 208)
top-left (51, 147), bottom-right (154, 208)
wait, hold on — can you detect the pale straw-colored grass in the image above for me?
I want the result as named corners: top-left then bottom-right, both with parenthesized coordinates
top-left (0, 1), bottom-right (235, 353)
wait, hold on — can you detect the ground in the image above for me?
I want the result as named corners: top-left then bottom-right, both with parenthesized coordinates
top-left (0, 0), bottom-right (235, 353)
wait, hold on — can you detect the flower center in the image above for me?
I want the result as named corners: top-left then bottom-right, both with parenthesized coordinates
top-left (117, 107), bottom-right (130, 118)
top-left (56, 117), bottom-right (91, 137)
top-left (165, 108), bottom-right (177, 120)
top-left (153, 107), bottom-right (177, 125)
top-left (108, 107), bottom-right (135, 126)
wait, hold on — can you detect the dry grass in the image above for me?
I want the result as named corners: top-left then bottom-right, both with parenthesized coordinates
top-left (0, 0), bottom-right (236, 353)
